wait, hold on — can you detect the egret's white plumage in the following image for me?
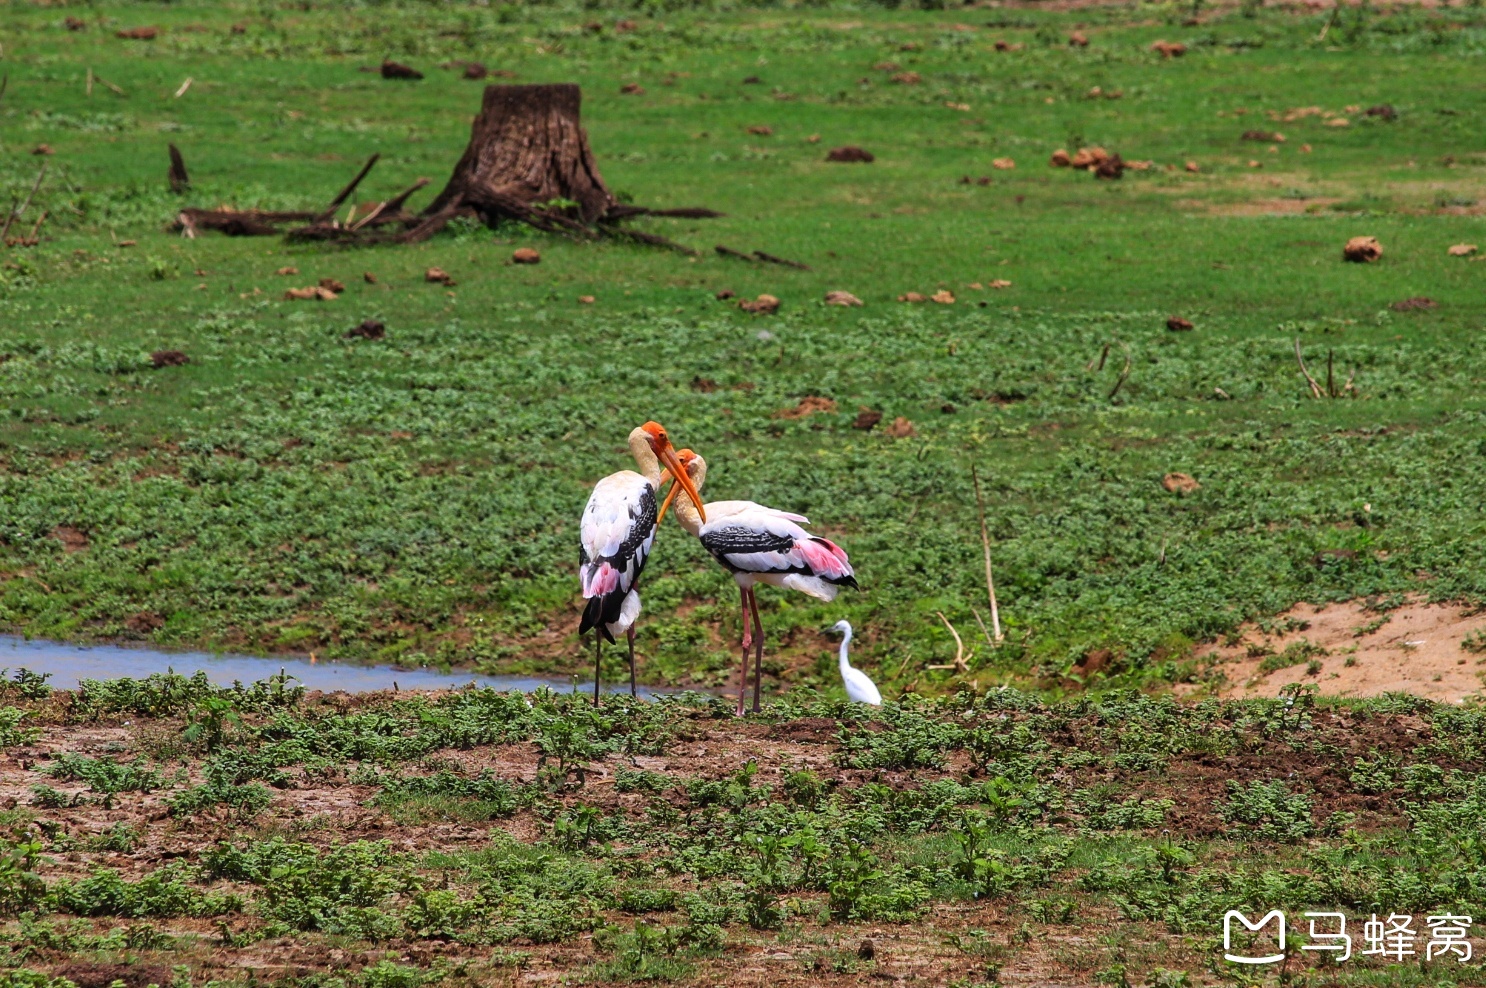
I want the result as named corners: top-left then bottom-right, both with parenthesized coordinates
top-left (833, 620), bottom-right (881, 705)
top-left (660, 451), bottom-right (858, 715)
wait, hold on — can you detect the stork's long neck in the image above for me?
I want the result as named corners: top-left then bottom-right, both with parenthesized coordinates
top-left (628, 430), bottom-right (662, 487)
top-left (669, 460), bottom-right (709, 538)
top-left (838, 629), bottom-right (854, 674)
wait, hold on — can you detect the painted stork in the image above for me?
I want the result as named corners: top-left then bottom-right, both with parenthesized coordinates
top-left (659, 450), bottom-right (857, 715)
top-left (833, 620), bottom-right (881, 705)
top-left (578, 422), bottom-right (705, 705)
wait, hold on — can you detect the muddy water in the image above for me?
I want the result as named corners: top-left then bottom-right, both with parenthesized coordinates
top-left (0, 635), bottom-right (684, 698)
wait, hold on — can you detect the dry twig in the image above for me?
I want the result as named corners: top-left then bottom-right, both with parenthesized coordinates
top-left (1294, 338), bottom-right (1323, 398)
top-left (970, 464), bottom-right (1004, 643)
top-left (928, 611), bottom-right (970, 673)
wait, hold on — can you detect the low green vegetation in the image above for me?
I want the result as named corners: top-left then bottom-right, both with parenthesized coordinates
top-left (0, 676), bottom-right (1477, 982)
top-left (1, 0), bottom-right (1484, 697)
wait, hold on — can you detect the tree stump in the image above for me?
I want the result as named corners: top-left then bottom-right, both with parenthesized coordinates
top-left (419, 83), bottom-right (617, 236)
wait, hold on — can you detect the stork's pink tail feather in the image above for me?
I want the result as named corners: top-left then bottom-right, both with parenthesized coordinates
top-left (798, 537), bottom-right (854, 580)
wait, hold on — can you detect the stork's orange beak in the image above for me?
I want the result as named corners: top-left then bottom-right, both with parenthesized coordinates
top-left (656, 448), bottom-right (704, 525)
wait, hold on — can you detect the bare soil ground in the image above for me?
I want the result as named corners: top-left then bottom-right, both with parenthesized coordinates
top-left (1197, 598), bottom-right (1486, 701)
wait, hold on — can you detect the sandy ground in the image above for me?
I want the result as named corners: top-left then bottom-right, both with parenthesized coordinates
top-left (1197, 598), bottom-right (1486, 702)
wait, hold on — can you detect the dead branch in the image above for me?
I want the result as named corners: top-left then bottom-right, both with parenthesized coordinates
top-left (315, 154), bottom-right (381, 223)
top-left (970, 464), bottom-right (1004, 643)
top-left (94, 73), bottom-right (125, 96)
top-left (1086, 341), bottom-right (1110, 372)
top-left (1294, 338), bottom-right (1323, 399)
top-left (0, 197), bottom-right (16, 246)
top-left (1108, 347), bottom-right (1132, 399)
top-left (349, 177), bottom-right (429, 232)
top-left (0, 75), bottom-right (7, 105)
top-left (606, 204), bottom-right (725, 220)
top-left (606, 227), bottom-right (698, 254)
top-left (379, 177), bottom-right (431, 215)
top-left (928, 611), bottom-right (970, 673)
top-left (970, 607), bottom-right (995, 649)
top-left (715, 244), bottom-right (755, 261)
top-left (4, 165), bottom-right (47, 243)
top-left (168, 144), bottom-right (190, 194)
top-left (752, 250), bottom-right (809, 270)
top-left (14, 211), bottom-right (48, 246)
top-left (1326, 349), bottom-right (1335, 398)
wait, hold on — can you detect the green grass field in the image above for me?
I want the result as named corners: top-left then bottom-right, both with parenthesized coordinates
top-left (3, 0), bottom-right (1486, 699)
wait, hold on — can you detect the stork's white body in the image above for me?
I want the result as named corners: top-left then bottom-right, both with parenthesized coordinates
top-left (579, 470), bottom-right (656, 641)
top-left (834, 620), bottom-right (881, 705)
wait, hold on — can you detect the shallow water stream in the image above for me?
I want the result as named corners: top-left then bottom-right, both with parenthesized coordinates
top-left (0, 635), bottom-right (681, 698)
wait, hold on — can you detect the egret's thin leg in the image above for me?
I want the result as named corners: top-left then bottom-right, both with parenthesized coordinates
top-left (748, 589), bottom-right (765, 714)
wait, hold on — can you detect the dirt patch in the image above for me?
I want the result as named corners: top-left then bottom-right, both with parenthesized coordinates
top-left (52, 963), bottom-right (174, 988)
top-left (773, 396), bottom-right (837, 419)
top-left (1199, 599), bottom-right (1486, 702)
top-left (50, 526), bottom-right (89, 553)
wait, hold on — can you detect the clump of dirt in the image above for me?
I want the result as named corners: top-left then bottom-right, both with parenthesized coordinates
top-left (827, 146), bottom-right (874, 163)
top-left (115, 26), bottom-right (159, 39)
top-left (746, 124), bottom-right (773, 136)
top-left (424, 267), bottom-right (455, 286)
top-left (852, 409), bottom-right (882, 430)
top-left (773, 396), bottom-right (837, 419)
top-left (66, 16), bottom-right (85, 30)
top-left (380, 60), bottom-right (423, 80)
top-left (125, 612), bottom-right (164, 634)
top-left (150, 350), bottom-right (189, 368)
top-left (276, 266), bottom-right (299, 276)
top-left (1199, 598), bottom-right (1486, 703)
top-left (884, 417), bottom-right (916, 438)
top-left (992, 157), bottom-right (1015, 170)
top-left (890, 71), bottom-right (922, 84)
top-left (1241, 129), bottom-right (1285, 142)
top-left (738, 294), bottom-right (780, 314)
top-left (1049, 149), bottom-right (1072, 167)
top-left (346, 319), bottom-right (385, 340)
top-left (824, 290), bottom-right (862, 306)
top-left (1166, 316), bottom-right (1194, 332)
top-left (620, 82), bottom-right (645, 95)
top-left (1094, 154), bottom-right (1125, 179)
top-left (318, 277), bottom-right (345, 293)
top-left (1068, 30), bottom-right (1089, 46)
top-left (1390, 296), bottom-right (1436, 312)
top-left (285, 286), bottom-right (337, 301)
top-left (1342, 235), bottom-right (1382, 262)
top-left (512, 247), bottom-right (541, 264)
top-left (1161, 472), bottom-right (1199, 494)
top-left (1365, 103), bottom-right (1397, 120)
top-left (1151, 40), bottom-right (1186, 57)
top-left (1448, 243), bottom-right (1477, 257)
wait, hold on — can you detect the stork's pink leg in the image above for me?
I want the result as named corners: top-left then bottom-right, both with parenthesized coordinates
top-left (748, 589), bottom-right (765, 714)
top-left (736, 585), bottom-right (752, 717)
top-left (627, 626), bottom-right (637, 698)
